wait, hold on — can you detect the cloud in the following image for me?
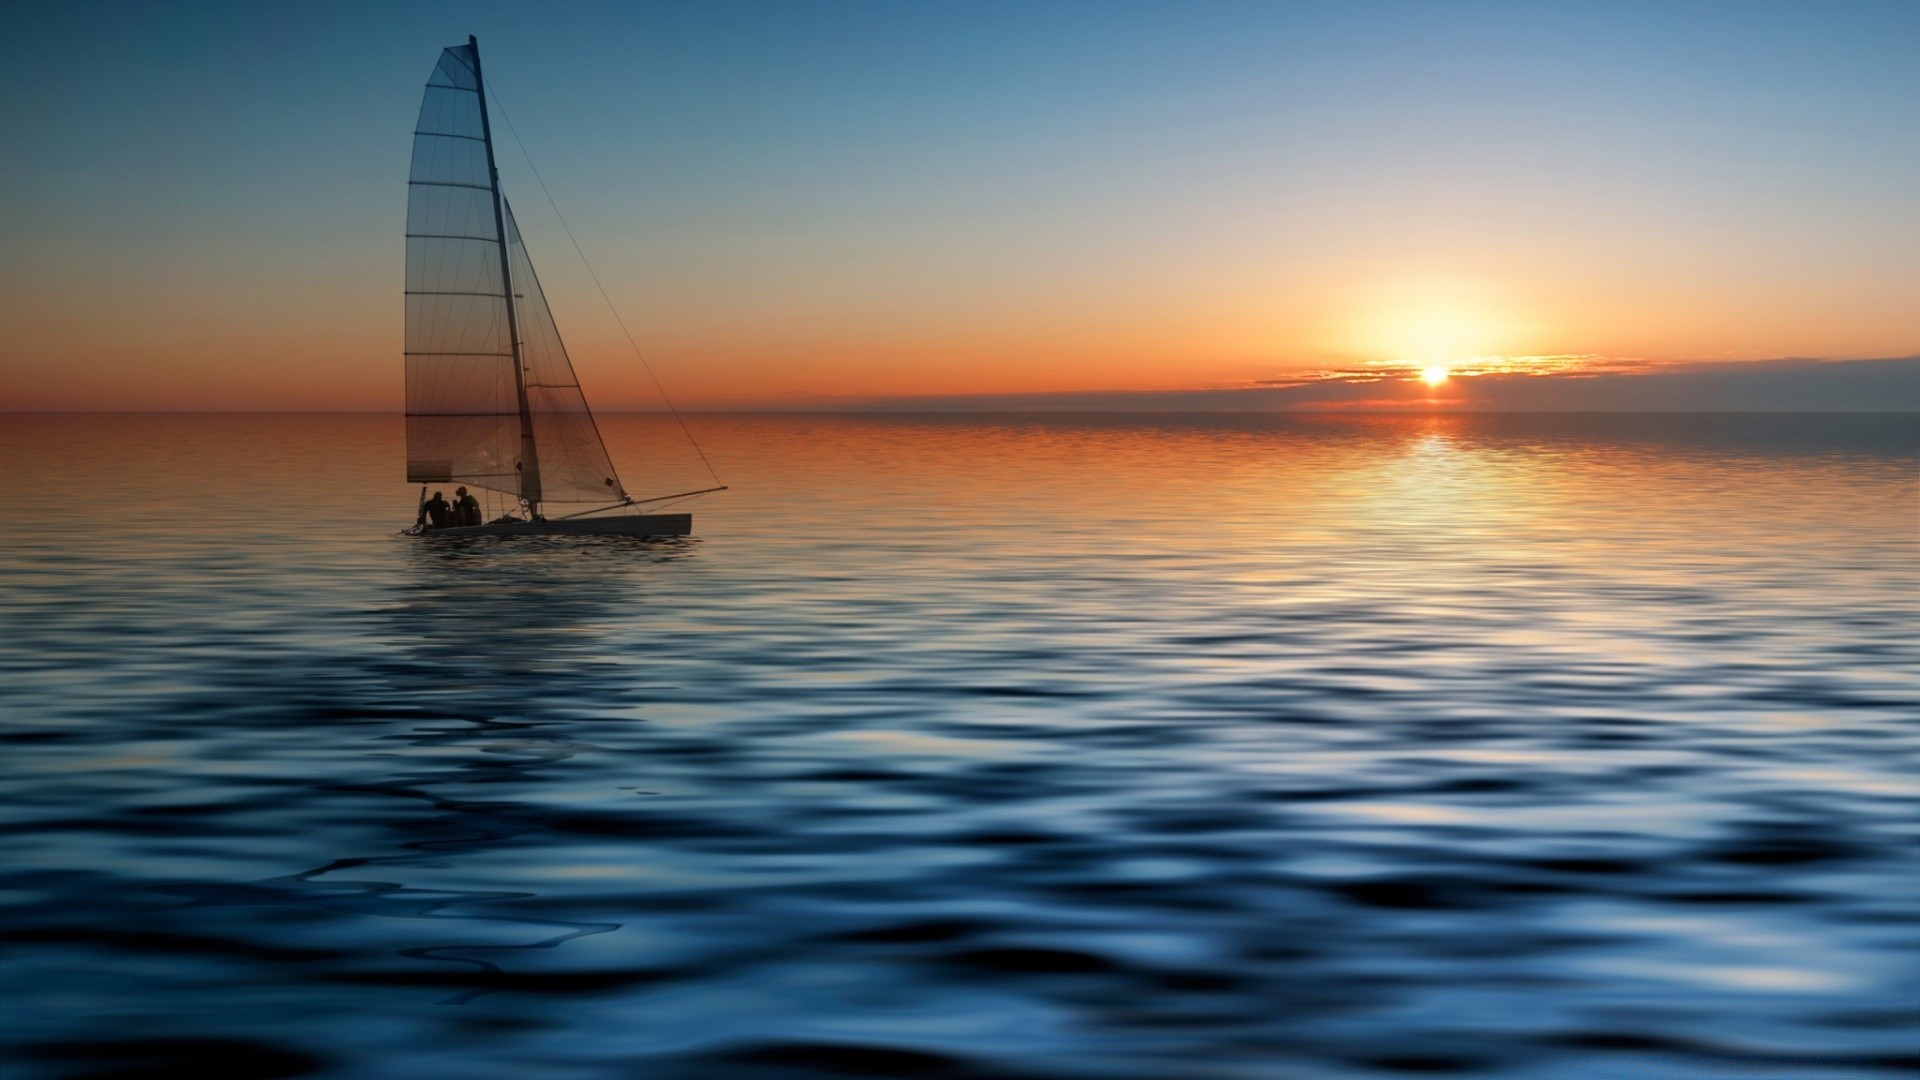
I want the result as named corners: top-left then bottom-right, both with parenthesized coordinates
top-left (827, 356), bottom-right (1920, 413)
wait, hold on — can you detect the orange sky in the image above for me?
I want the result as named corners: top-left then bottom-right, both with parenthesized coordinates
top-left (6, 248), bottom-right (1913, 411)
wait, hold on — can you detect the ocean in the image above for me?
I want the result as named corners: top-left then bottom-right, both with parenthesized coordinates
top-left (2, 411), bottom-right (1916, 1079)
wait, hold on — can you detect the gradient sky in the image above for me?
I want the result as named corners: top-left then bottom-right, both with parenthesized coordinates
top-left (2, 0), bottom-right (1916, 409)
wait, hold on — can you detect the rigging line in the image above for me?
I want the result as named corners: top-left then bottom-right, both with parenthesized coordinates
top-left (482, 81), bottom-right (724, 488)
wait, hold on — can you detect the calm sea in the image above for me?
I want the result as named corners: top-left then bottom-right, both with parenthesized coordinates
top-left (2, 412), bottom-right (1916, 1080)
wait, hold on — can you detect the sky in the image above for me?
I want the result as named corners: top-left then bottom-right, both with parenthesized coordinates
top-left (1, 0), bottom-right (1916, 410)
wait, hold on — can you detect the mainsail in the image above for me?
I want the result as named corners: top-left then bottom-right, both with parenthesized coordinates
top-left (404, 40), bottom-right (624, 508)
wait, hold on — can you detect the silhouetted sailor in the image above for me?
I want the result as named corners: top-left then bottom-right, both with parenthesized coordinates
top-left (454, 486), bottom-right (482, 527)
top-left (418, 490), bottom-right (451, 530)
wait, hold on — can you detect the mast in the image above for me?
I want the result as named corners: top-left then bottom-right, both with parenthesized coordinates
top-left (467, 34), bottom-right (542, 513)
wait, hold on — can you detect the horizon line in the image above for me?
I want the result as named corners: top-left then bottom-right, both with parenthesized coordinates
top-left (4, 355), bottom-right (1916, 414)
top-left (6, 407), bottom-right (1918, 416)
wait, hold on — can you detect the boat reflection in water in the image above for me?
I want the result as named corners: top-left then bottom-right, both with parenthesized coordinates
top-left (158, 541), bottom-right (696, 1010)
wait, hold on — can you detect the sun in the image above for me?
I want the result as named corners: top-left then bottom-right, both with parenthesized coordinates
top-left (1421, 365), bottom-right (1450, 387)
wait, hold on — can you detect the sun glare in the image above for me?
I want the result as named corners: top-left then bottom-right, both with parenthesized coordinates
top-left (1422, 365), bottom-right (1450, 387)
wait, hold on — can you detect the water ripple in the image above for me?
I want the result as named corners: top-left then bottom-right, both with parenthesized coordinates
top-left (2, 412), bottom-right (1916, 1079)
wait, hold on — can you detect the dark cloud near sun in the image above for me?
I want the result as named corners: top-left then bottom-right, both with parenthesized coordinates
top-left (841, 357), bottom-right (1920, 413)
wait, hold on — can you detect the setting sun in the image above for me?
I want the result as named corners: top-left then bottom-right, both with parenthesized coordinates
top-left (1422, 365), bottom-right (1451, 387)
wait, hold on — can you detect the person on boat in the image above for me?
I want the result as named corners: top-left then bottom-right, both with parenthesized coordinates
top-left (454, 486), bottom-right (482, 527)
top-left (417, 490), bottom-right (451, 530)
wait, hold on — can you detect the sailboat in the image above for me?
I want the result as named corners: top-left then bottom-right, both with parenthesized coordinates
top-left (403, 36), bottom-right (722, 537)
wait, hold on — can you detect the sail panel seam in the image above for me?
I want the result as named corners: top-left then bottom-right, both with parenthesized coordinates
top-left (408, 180), bottom-right (494, 192)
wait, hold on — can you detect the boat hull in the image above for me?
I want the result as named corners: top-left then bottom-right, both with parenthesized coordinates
top-left (420, 513), bottom-right (691, 538)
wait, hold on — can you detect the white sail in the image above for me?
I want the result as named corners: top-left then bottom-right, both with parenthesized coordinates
top-left (404, 43), bottom-right (521, 497)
